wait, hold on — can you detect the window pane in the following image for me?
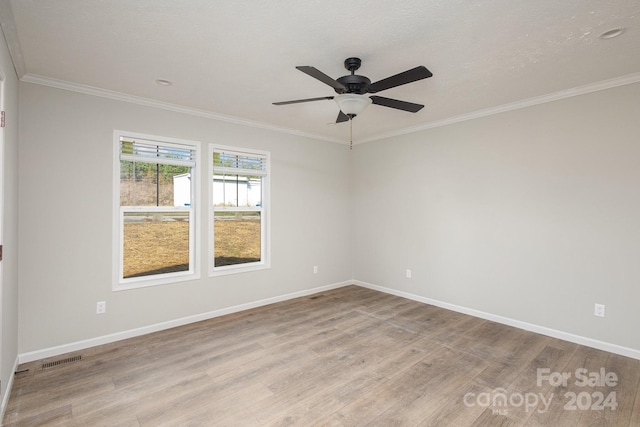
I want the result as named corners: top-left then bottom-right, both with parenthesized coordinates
top-left (213, 152), bottom-right (266, 173)
top-left (213, 175), bottom-right (262, 207)
top-left (123, 211), bottom-right (190, 278)
top-left (121, 139), bottom-right (195, 164)
top-left (214, 211), bottom-right (261, 267)
top-left (120, 160), bottom-right (191, 207)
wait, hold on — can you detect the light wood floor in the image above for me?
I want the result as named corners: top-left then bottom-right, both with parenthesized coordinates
top-left (3, 285), bottom-right (640, 426)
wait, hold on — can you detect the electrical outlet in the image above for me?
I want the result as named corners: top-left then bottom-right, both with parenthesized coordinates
top-left (313, 266), bottom-right (318, 274)
top-left (96, 301), bottom-right (106, 314)
top-left (406, 269), bottom-right (412, 279)
top-left (594, 303), bottom-right (605, 318)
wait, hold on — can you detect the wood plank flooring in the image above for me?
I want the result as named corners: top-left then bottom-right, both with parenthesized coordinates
top-left (3, 285), bottom-right (639, 426)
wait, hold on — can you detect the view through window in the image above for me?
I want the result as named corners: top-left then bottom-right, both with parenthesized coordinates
top-left (117, 134), bottom-right (198, 285)
top-left (211, 147), bottom-right (268, 271)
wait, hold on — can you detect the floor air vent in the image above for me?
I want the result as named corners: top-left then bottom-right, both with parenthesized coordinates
top-left (41, 355), bottom-right (82, 369)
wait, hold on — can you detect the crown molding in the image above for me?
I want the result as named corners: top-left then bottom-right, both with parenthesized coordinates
top-left (20, 73), bottom-right (344, 144)
top-left (358, 71), bottom-right (640, 144)
top-left (21, 71), bottom-right (640, 145)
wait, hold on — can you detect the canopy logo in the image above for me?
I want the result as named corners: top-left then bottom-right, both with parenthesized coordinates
top-left (463, 367), bottom-right (619, 416)
top-left (463, 389), bottom-right (552, 414)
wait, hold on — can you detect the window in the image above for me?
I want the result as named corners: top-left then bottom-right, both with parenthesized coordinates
top-left (210, 145), bottom-right (270, 275)
top-left (114, 131), bottom-right (200, 288)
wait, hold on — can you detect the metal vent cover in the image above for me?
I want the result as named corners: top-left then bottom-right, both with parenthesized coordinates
top-left (41, 355), bottom-right (82, 369)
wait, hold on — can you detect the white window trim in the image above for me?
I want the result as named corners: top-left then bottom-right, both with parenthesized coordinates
top-left (113, 130), bottom-right (201, 291)
top-left (209, 143), bottom-right (271, 276)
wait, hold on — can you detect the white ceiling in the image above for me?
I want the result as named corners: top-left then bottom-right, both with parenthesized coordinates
top-left (1, 0), bottom-right (639, 143)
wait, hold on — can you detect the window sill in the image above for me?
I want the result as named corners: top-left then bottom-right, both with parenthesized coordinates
top-left (113, 271), bottom-right (200, 291)
top-left (210, 261), bottom-right (270, 277)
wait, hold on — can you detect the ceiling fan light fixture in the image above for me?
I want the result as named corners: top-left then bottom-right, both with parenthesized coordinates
top-left (334, 93), bottom-right (372, 116)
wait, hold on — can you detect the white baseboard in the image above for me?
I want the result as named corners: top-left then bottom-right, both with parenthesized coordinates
top-left (18, 281), bottom-right (352, 364)
top-left (354, 280), bottom-right (640, 361)
top-left (0, 356), bottom-right (19, 422)
top-left (19, 279), bottom-right (639, 365)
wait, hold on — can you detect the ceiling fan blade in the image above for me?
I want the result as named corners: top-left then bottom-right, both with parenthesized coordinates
top-left (296, 66), bottom-right (347, 91)
top-left (336, 111), bottom-right (349, 123)
top-left (370, 96), bottom-right (424, 113)
top-left (273, 96), bottom-right (334, 106)
top-left (369, 66), bottom-right (433, 93)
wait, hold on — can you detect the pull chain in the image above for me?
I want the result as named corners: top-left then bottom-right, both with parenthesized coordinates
top-left (350, 117), bottom-right (353, 150)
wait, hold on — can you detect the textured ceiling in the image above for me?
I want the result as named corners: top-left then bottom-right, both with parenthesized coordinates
top-left (1, 0), bottom-right (639, 143)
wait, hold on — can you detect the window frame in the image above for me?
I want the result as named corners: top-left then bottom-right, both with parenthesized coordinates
top-left (113, 130), bottom-right (201, 290)
top-left (209, 143), bottom-right (270, 276)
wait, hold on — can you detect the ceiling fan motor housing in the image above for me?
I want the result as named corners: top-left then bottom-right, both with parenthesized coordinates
top-left (336, 74), bottom-right (371, 94)
top-left (335, 57), bottom-right (370, 94)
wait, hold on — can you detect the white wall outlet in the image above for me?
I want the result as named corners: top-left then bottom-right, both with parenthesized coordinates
top-left (313, 266), bottom-right (318, 274)
top-left (96, 301), bottom-right (106, 314)
top-left (406, 269), bottom-right (412, 279)
top-left (594, 303), bottom-right (605, 318)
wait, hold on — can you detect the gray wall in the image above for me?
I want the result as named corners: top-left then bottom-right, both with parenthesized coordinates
top-left (352, 82), bottom-right (640, 351)
top-left (12, 63), bottom-right (640, 360)
top-left (18, 83), bottom-right (352, 354)
top-left (0, 28), bottom-right (19, 407)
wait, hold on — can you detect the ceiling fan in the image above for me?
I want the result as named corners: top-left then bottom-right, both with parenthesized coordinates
top-left (273, 57), bottom-right (433, 123)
